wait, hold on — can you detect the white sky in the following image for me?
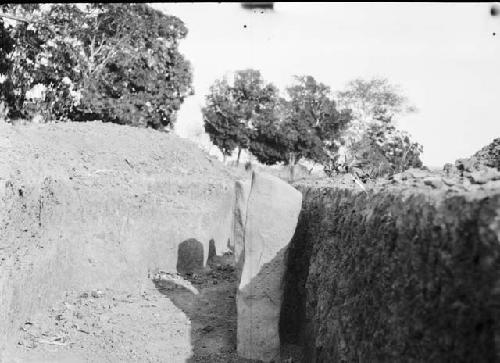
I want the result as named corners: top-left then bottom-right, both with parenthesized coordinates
top-left (151, 2), bottom-right (500, 167)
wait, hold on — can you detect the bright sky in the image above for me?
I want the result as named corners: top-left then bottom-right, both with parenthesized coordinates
top-left (151, 2), bottom-right (500, 167)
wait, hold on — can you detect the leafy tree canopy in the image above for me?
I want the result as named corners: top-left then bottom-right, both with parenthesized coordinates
top-left (333, 77), bottom-right (423, 175)
top-left (336, 77), bottom-right (416, 124)
top-left (202, 69), bottom-right (279, 162)
top-left (275, 75), bottom-right (352, 166)
top-left (348, 112), bottom-right (423, 177)
top-left (0, 3), bottom-right (192, 129)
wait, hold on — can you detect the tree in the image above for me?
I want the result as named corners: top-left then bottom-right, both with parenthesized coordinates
top-left (348, 112), bottom-right (423, 177)
top-left (248, 96), bottom-right (289, 165)
top-left (0, 16), bottom-right (15, 119)
top-left (336, 77), bottom-right (416, 123)
top-left (0, 4), bottom-right (43, 119)
top-left (253, 76), bottom-right (351, 179)
top-left (285, 76), bottom-right (352, 164)
top-left (72, 3), bottom-right (193, 129)
top-left (336, 77), bottom-right (416, 148)
top-left (202, 78), bottom-right (240, 162)
top-left (203, 69), bottom-right (279, 164)
top-left (334, 77), bottom-right (423, 175)
top-left (0, 3), bottom-right (193, 128)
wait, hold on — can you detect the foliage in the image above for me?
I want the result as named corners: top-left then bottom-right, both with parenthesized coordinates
top-left (0, 18), bottom-right (15, 116)
top-left (0, 4), bottom-right (42, 119)
top-left (247, 96), bottom-right (290, 165)
top-left (0, 3), bottom-right (192, 128)
top-left (271, 75), bottom-right (352, 166)
top-left (348, 114), bottom-right (423, 177)
top-left (203, 73), bottom-right (352, 172)
top-left (202, 69), bottom-right (280, 161)
top-left (202, 78), bottom-right (240, 158)
top-left (335, 77), bottom-right (417, 153)
top-left (333, 77), bottom-right (422, 176)
top-left (336, 77), bottom-right (416, 123)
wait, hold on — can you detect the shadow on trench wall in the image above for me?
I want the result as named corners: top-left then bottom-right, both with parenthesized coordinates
top-left (154, 237), bottom-right (239, 362)
top-left (176, 238), bottom-right (205, 274)
top-left (279, 205), bottom-right (316, 356)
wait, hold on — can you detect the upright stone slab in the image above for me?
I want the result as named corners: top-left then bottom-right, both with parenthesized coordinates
top-left (232, 179), bottom-right (251, 279)
top-left (237, 171), bottom-right (302, 362)
top-left (176, 238), bottom-right (204, 274)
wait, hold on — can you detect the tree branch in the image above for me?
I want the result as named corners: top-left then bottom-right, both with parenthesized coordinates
top-left (0, 12), bottom-right (38, 24)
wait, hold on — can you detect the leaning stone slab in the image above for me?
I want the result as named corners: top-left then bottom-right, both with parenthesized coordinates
top-left (237, 171), bottom-right (302, 362)
top-left (232, 179), bottom-right (252, 279)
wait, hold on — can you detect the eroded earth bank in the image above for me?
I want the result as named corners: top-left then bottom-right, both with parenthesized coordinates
top-left (0, 122), bottom-right (239, 362)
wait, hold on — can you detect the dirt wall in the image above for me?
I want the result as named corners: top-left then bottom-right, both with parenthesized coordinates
top-left (0, 122), bottom-right (238, 358)
top-left (282, 176), bottom-right (500, 362)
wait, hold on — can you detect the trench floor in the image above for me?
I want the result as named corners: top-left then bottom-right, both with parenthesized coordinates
top-left (4, 255), bottom-right (301, 363)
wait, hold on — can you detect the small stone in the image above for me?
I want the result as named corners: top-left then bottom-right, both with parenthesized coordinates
top-left (441, 177), bottom-right (457, 186)
top-left (483, 180), bottom-right (500, 190)
top-left (91, 290), bottom-right (104, 298)
top-left (406, 169), bottom-right (429, 179)
top-left (469, 168), bottom-right (500, 184)
top-left (390, 173), bottom-right (404, 183)
top-left (423, 177), bottom-right (444, 189)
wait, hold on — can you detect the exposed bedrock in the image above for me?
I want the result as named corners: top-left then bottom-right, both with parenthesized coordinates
top-left (281, 181), bottom-right (500, 362)
top-left (235, 172), bottom-right (302, 362)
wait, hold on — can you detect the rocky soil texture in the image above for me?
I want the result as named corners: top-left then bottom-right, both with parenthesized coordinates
top-left (286, 172), bottom-right (500, 362)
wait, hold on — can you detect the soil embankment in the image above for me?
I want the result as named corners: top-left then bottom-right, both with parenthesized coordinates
top-left (0, 122), bottom-right (240, 361)
top-left (281, 172), bottom-right (500, 362)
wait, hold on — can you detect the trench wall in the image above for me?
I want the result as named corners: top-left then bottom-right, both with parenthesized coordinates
top-left (281, 182), bottom-right (500, 362)
top-left (0, 123), bottom-right (236, 358)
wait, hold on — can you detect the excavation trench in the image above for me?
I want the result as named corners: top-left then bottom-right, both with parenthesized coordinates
top-left (280, 179), bottom-right (500, 363)
top-left (0, 122), bottom-right (302, 363)
top-left (1, 123), bottom-right (500, 362)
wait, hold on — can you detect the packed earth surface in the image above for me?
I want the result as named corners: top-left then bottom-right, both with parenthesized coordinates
top-left (5, 253), bottom-right (301, 363)
top-left (6, 254), bottom-right (239, 363)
